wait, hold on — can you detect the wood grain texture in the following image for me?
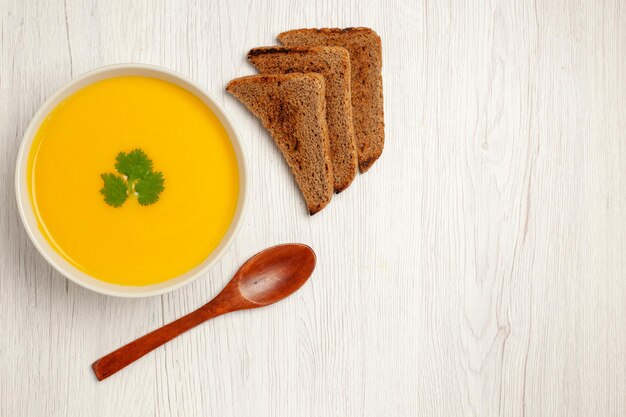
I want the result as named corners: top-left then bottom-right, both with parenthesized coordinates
top-left (0, 0), bottom-right (624, 416)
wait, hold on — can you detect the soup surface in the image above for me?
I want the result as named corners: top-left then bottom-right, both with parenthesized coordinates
top-left (28, 76), bottom-right (239, 286)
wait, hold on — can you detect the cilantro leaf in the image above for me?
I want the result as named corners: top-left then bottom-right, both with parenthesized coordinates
top-left (100, 173), bottom-right (128, 207)
top-left (135, 171), bottom-right (165, 206)
top-left (101, 148), bottom-right (165, 207)
top-left (115, 149), bottom-right (153, 183)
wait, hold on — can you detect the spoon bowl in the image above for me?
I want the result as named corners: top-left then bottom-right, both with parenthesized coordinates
top-left (235, 244), bottom-right (315, 305)
top-left (92, 243), bottom-right (316, 381)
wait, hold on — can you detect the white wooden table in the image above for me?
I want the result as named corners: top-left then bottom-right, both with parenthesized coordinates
top-left (1, 1), bottom-right (625, 416)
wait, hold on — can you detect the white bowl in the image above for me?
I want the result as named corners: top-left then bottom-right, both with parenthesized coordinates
top-left (15, 64), bottom-right (248, 298)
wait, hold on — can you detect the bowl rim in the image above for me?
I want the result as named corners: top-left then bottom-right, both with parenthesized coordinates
top-left (14, 63), bottom-right (249, 298)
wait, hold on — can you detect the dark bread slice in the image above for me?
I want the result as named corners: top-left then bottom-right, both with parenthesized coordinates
top-left (226, 73), bottom-right (333, 215)
top-left (248, 46), bottom-right (357, 193)
top-left (278, 27), bottom-right (384, 172)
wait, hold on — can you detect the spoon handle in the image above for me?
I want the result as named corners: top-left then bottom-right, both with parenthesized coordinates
top-left (92, 304), bottom-right (222, 381)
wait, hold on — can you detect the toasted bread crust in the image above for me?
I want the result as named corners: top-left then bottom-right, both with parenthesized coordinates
top-left (226, 73), bottom-right (333, 214)
top-left (278, 28), bottom-right (384, 173)
top-left (248, 46), bottom-right (357, 192)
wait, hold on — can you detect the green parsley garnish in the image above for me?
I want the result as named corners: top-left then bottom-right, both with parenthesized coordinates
top-left (100, 149), bottom-right (165, 207)
top-left (135, 171), bottom-right (165, 206)
top-left (115, 149), bottom-right (153, 183)
top-left (100, 173), bottom-right (129, 207)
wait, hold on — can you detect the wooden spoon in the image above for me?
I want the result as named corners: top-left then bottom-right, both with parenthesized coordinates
top-left (92, 243), bottom-right (316, 381)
